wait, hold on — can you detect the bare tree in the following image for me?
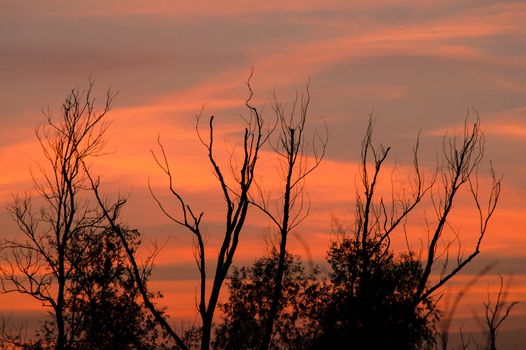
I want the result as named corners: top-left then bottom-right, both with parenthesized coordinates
top-left (0, 82), bottom-right (115, 350)
top-left (438, 264), bottom-right (493, 350)
top-left (358, 114), bottom-right (448, 284)
top-left (150, 70), bottom-right (272, 350)
top-left (331, 114), bottom-right (501, 348)
top-left (415, 116), bottom-right (501, 305)
top-left (478, 275), bottom-right (518, 350)
top-left (249, 83), bottom-right (328, 350)
top-left (89, 71), bottom-right (270, 350)
top-left (357, 114), bottom-right (500, 301)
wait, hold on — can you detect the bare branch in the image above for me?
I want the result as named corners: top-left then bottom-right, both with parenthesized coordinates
top-left (151, 69), bottom-right (270, 349)
top-left (0, 81), bottom-right (116, 349)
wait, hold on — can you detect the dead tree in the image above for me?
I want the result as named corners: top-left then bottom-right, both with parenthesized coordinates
top-left (479, 275), bottom-right (518, 350)
top-left (152, 70), bottom-right (271, 350)
top-left (350, 114), bottom-right (501, 342)
top-left (89, 72), bottom-right (270, 350)
top-left (250, 84), bottom-right (327, 350)
top-left (415, 116), bottom-right (501, 304)
top-left (438, 264), bottom-right (493, 350)
top-left (0, 82), bottom-right (115, 350)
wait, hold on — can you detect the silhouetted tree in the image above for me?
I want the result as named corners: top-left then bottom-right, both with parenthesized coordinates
top-left (0, 227), bottom-right (163, 350)
top-left (313, 115), bottom-right (500, 349)
top-left (213, 250), bottom-right (323, 349)
top-left (0, 82), bottom-right (162, 350)
top-left (479, 275), bottom-right (518, 350)
top-left (250, 83), bottom-right (327, 350)
top-left (58, 227), bottom-right (163, 349)
top-left (89, 178), bottom-right (189, 350)
top-left (91, 70), bottom-right (272, 350)
top-left (212, 115), bottom-right (500, 350)
top-left (0, 82), bottom-right (115, 349)
top-left (150, 69), bottom-right (272, 350)
top-left (313, 240), bottom-right (437, 349)
top-left (415, 116), bottom-right (500, 305)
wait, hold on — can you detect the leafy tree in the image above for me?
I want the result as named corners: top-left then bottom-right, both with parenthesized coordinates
top-left (214, 243), bottom-right (437, 350)
top-left (213, 250), bottom-right (322, 350)
top-left (312, 239), bottom-right (437, 349)
top-left (60, 227), bottom-right (163, 349)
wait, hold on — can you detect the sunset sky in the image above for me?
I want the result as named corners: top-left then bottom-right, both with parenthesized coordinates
top-left (1, 1), bottom-right (526, 347)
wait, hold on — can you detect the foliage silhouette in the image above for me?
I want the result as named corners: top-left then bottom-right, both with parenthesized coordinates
top-left (46, 227), bottom-right (163, 349)
top-left (312, 115), bottom-right (500, 349)
top-left (213, 250), bottom-right (322, 350)
top-left (0, 79), bottom-right (507, 350)
top-left (312, 239), bottom-right (437, 349)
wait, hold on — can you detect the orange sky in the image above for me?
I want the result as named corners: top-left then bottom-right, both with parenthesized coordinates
top-left (1, 0), bottom-right (526, 346)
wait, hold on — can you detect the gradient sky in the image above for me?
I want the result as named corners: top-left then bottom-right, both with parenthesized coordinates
top-left (1, 1), bottom-right (526, 347)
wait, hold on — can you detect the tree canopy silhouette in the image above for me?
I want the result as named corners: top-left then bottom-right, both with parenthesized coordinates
top-left (53, 227), bottom-right (162, 349)
top-left (214, 250), bottom-right (322, 350)
top-left (313, 240), bottom-right (436, 349)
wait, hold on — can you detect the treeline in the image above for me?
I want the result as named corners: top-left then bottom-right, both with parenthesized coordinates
top-left (0, 78), bottom-right (515, 350)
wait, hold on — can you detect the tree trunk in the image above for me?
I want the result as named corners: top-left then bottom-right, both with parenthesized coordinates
top-left (56, 256), bottom-right (65, 350)
top-left (261, 128), bottom-right (295, 350)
